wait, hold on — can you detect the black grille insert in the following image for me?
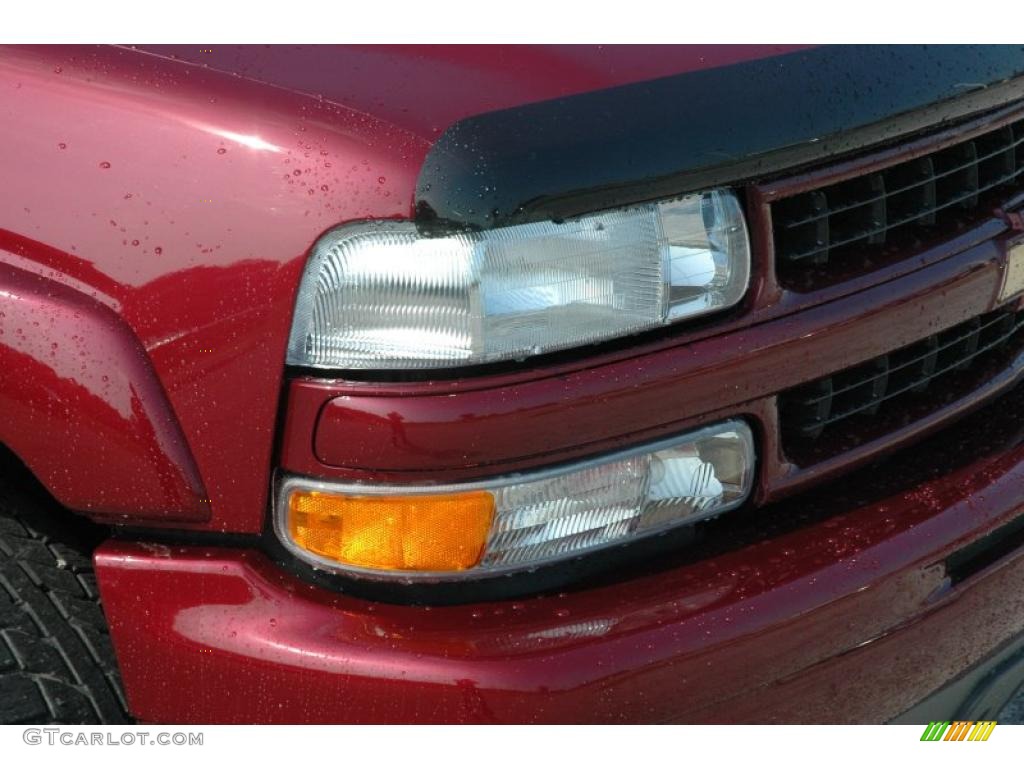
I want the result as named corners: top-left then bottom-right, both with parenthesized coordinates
top-left (773, 119), bottom-right (1024, 290)
top-left (779, 309), bottom-right (1024, 465)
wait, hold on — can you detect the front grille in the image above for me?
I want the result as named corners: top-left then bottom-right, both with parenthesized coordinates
top-left (773, 119), bottom-right (1024, 290)
top-left (779, 308), bottom-right (1024, 465)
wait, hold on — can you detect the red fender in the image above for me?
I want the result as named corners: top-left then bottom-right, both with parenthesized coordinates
top-left (0, 251), bottom-right (208, 522)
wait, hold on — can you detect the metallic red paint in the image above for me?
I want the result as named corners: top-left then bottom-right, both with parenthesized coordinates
top-left (0, 257), bottom-right (208, 520)
top-left (3, 44), bottom-right (1024, 724)
top-left (293, 238), bottom-right (1010, 486)
top-left (137, 44), bottom-right (813, 143)
top-left (0, 44), bottom-right (421, 532)
top-left (0, 44), bottom-right (806, 534)
top-left (281, 102), bottom-right (1024, 495)
top-left (96, 403), bottom-right (1024, 722)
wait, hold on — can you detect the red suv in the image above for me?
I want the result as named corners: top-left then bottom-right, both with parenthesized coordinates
top-left (1, 44), bottom-right (1024, 724)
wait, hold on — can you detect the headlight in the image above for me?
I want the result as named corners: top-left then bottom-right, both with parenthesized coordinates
top-left (287, 190), bottom-right (749, 369)
top-left (275, 420), bottom-right (755, 580)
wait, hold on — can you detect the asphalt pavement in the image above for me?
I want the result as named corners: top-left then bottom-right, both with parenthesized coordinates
top-left (1001, 687), bottom-right (1024, 724)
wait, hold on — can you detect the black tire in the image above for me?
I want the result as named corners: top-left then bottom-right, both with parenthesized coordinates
top-left (0, 476), bottom-right (129, 724)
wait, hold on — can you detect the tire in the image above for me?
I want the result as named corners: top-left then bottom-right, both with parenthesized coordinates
top-left (0, 477), bottom-right (129, 724)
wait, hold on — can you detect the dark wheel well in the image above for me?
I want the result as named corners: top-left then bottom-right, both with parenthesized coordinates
top-left (0, 443), bottom-right (108, 545)
top-left (0, 442), bottom-right (128, 724)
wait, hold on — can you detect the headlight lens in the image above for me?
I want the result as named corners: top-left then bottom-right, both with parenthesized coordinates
top-left (287, 190), bottom-right (749, 369)
top-left (276, 420), bottom-right (755, 580)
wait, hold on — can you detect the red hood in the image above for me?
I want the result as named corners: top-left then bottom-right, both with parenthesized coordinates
top-left (135, 44), bottom-right (812, 140)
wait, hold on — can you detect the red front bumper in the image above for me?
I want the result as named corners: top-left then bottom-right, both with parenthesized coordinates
top-left (95, 392), bottom-right (1024, 723)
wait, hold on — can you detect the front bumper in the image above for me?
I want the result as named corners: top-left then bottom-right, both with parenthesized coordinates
top-left (95, 386), bottom-right (1024, 724)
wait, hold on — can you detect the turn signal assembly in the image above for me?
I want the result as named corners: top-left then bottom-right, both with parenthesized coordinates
top-left (276, 420), bottom-right (755, 580)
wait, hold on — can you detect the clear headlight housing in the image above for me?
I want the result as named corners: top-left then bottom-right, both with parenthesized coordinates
top-left (287, 190), bottom-right (750, 369)
top-left (275, 420), bottom-right (755, 580)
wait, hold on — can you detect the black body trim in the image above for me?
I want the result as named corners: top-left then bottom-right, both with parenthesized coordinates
top-left (416, 45), bottom-right (1024, 232)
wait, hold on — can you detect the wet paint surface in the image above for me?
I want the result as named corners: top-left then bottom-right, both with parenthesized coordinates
top-left (0, 44), bottom-right (805, 533)
top-left (96, 384), bottom-right (1024, 722)
top-left (414, 45), bottom-right (1024, 229)
top-left (0, 45), bottom-right (423, 530)
top-left (2, 45), bottom-right (1024, 723)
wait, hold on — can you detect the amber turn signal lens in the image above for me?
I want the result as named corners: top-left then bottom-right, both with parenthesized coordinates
top-left (287, 489), bottom-right (495, 572)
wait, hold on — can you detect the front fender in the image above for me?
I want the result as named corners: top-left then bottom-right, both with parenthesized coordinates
top-left (0, 252), bottom-right (208, 522)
